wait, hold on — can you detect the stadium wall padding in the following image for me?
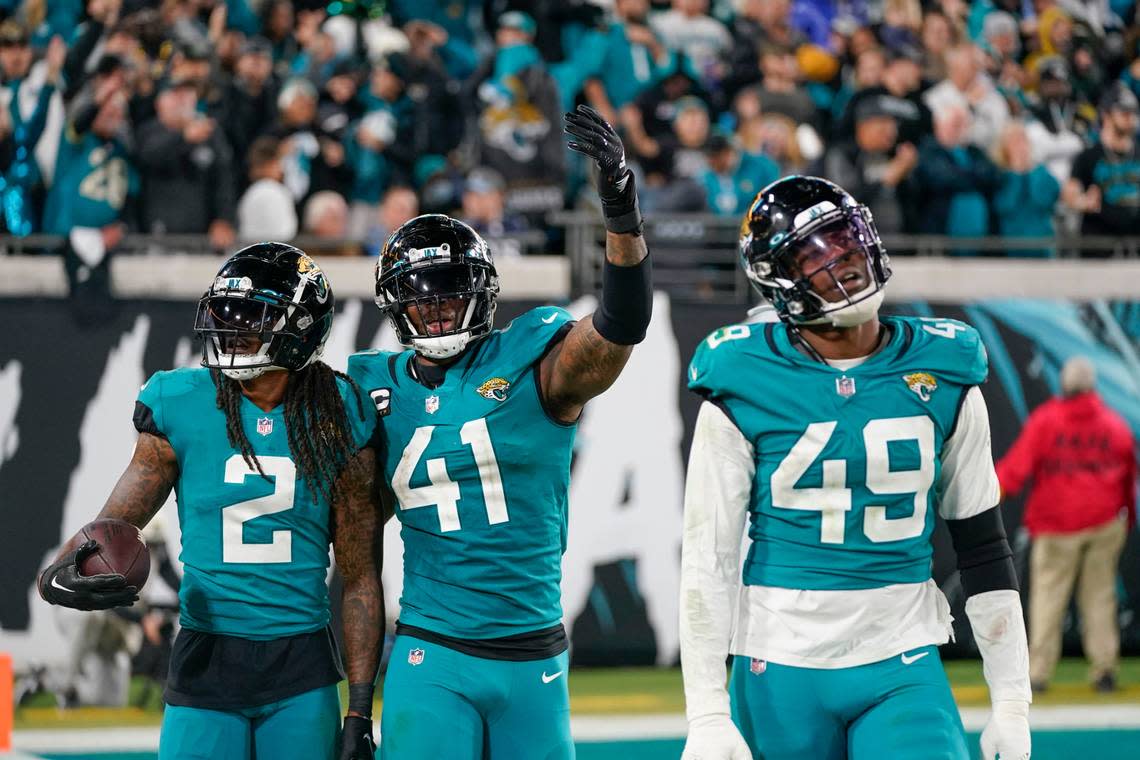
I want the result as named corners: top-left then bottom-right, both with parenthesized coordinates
top-left (0, 294), bottom-right (1137, 669)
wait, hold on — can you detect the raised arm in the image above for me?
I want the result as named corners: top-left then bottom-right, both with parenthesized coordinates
top-left (540, 106), bottom-right (653, 423)
top-left (39, 432), bottom-right (179, 610)
top-left (331, 446), bottom-right (383, 760)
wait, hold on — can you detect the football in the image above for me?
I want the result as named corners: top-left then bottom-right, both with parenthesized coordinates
top-left (68, 518), bottom-right (151, 590)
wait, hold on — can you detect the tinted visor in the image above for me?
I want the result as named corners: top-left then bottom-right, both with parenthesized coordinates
top-left (197, 295), bottom-right (288, 334)
top-left (785, 217), bottom-right (874, 280)
top-left (392, 263), bottom-right (484, 300)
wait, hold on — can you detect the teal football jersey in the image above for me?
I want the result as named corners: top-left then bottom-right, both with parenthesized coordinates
top-left (43, 127), bottom-right (139, 235)
top-left (136, 368), bottom-right (376, 639)
top-left (347, 307), bottom-right (577, 640)
top-left (688, 316), bottom-right (988, 591)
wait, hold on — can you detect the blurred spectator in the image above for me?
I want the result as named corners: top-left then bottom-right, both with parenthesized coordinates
top-left (135, 77), bottom-right (236, 249)
top-left (0, 28), bottom-right (64, 235)
top-left (362, 184), bottom-right (418, 255)
top-left (237, 136), bottom-right (297, 242)
top-left (924, 43), bottom-right (1009, 149)
top-left (467, 12), bottom-right (565, 188)
top-left (344, 109), bottom-right (396, 234)
top-left (697, 133), bottom-right (778, 216)
top-left (996, 356), bottom-right (1136, 694)
top-left (920, 9), bottom-right (956, 82)
top-left (879, 0), bottom-right (923, 54)
top-left (980, 11), bottom-right (1020, 64)
top-left (992, 121), bottom-right (1060, 256)
top-left (460, 166), bottom-right (528, 240)
top-left (396, 36), bottom-right (465, 168)
top-left (824, 96), bottom-right (918, 234)
top-left (390, 0), bottom-right (479, 80)
top-left (831, 47), bottom-right (885, 137)
top-left (627, 95), bottom-right (710, 189)
top-left (582, 0), bottom-right (674, 123)
top-left (840, 47), bottom-right (933, 146)
top-left (1025, 57), bottom-right (1088, 186)
top-left (273, 77), bottom-right (352, 203)
top-left (1064, 84), bottom-right (1140, 246)
top-left (914, 105), bottom-right (1000, 244)
top-left (261, 0), bottom-right (300, 76)
top-left (749, 113), bottom-right (806, 177)
top-left (316, 58), bottom-right (364, 137)
top-left (220, 37), bottom-right (278, 184)
top-left (750, 44), bottom-right (818, 129)
top-left (302, 189), bottom-right (355, 256)
top-left (649, 0), bottom-right (730, 92)
top-left (42, 78), bottom-right (136, 240)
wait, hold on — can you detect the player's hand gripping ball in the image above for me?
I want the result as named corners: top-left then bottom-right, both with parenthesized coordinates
top-left (38, 518), bottom-right (148, 610)
top-left (681, 714), bottom-right (752, 760)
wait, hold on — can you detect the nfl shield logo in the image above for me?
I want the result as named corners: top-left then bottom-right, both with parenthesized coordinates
top-left (256, 417), bottom-right (273, 436)
top-left (425, 395), bottom-right (440, 415)
top-left (408, 648), bottom-right (425, 666)
top-left (750, 658), bottom-right (767, 675)
top-left (835, 375), bottom-right (856, 398)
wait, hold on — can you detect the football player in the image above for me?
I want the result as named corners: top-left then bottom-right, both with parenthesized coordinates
top-left (679, 177), bottom-right (1031, 760)
top-left (39, 243), bottom-right (383, 760)
top-left (347, 105), bottom-right (650, 759)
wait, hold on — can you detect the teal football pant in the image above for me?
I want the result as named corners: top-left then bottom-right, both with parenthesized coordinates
top-left (729, 645), bottom-right (969, 760)
top-left (158, 684), bottom-right (340, 760)
top-left (380, 634), bottom-right (573, 759)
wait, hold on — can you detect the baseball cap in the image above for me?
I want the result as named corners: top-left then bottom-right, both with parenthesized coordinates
top-left (239, 36), bottom-right (273, 58)
top-left (498, 11), bottom-right (537, 36)
top-left (1099, 83), bottom-right (1140, 115)
top-left (465, 167), bottom-right (506, 195)
top-left (0, 21), bottom-right (28, 46)
top-left (1036, 56), bottom-right (1069, 82)
top-left (854, 95), bottom-right (899, 123)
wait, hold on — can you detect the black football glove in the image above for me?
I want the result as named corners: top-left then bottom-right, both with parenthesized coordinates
top-left (564, 104), bottom-right (629, 200)
top-left (338, 715), bottom-right (375, 760)
top-left (38, 540), bottom-right (138, 610)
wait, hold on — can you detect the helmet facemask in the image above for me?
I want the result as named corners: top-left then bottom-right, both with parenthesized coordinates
top-left (745, 206), bottom-right (890, 328)
top-left (376, 259), bottom-right (499, 360)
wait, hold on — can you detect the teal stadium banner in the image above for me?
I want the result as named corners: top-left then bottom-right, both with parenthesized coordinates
top-left (0, 294), bottom-right (1137, 674)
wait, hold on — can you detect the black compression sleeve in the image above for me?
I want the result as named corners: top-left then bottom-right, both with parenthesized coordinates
top-left (591, 253), bottom-right (652, 345)
top-left (348, 682), bottom-right (374, 718)
top-left (946, 507), bottom-right (1019, 596)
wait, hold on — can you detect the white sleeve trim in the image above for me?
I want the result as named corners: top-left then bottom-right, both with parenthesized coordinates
top-left (680, 401), bottom-right (755, 722)
top-left (939, 386), bottom-right (1001, 520)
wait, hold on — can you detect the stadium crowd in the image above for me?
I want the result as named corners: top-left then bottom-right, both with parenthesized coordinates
top-left (1, 0), bottom-right (1139, 258)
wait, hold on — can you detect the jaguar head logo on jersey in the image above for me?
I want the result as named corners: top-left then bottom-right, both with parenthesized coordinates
top-left (375, 215), bottom-right (500, 361)
top-left (904, 372), bottom-right (938, 401)
top-left (256, 417), bottom-right (273, 436)
top-left (408, 648), bottom-right (425, 666)
top-left (195, 243), bottom-right (334, 380)
top-left (739, 176), bottom-right (890, 329)
top-left (476, 377), bottom-right (510, 402)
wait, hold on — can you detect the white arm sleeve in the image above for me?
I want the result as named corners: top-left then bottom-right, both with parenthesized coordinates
top-left (966, 589), bottom-right (1033, 705)
top-left (939, 386), bottom-right (1001, 520)
top-left (680, 401), bottom-right (755, 722)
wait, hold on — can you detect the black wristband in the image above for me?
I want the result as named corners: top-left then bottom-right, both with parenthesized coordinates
top-left (600, 170), bottom-right (643, 236)
top-left (946, 507), bottom-right (1019, 596)
top-left (348, 682), bottom-right (374, 718)
top-left (591, 253), bottom-right (652, 345)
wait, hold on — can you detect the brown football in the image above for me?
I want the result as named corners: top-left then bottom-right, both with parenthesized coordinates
top-left (68, 518), bottom-right (151, 589)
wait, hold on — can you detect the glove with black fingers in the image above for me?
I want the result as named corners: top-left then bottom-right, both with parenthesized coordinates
top-left (338, 715), bottom-right (376, 760)
top-left (564, 104), bottom-right (642, 234)
top-left (38, 540), bottom-right (139, 610)
top-left (681, 715), bottom-right (753, 760)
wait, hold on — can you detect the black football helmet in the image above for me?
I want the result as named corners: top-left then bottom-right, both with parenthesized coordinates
top-left (376, 214), bottom-right (499, 359)
top-left (194, 242), bottom-right (334, 380)
top-left (740, 176), bottom-right (890, 327)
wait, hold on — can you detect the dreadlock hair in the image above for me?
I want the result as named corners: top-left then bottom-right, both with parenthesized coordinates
top-left (212, 363), bottom-right (368, 504)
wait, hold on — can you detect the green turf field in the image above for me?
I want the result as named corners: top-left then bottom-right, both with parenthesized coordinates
top-left (14, 658), bottom-right (1140, 731)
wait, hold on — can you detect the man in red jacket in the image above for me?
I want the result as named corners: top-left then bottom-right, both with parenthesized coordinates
top-left (997, 356), bottom-right (1136, 693)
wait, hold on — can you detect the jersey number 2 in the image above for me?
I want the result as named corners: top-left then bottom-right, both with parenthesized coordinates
top-left (393, 418), bottom-right (507, 532)
top-left (770, 416), bottom-right (935, 544)
top-left (222, 455), bottom-right (295, 563)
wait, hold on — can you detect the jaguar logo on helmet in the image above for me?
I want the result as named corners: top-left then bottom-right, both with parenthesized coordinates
top-left (476, 377), bottom-right (510, 402)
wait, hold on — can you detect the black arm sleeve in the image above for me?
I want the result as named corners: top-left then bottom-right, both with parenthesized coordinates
top-left (945, 506), bottom-right (1019, 597)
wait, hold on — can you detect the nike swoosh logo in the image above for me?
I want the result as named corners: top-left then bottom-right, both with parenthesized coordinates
top-left (901, 651), bottom-right (929, 665)
top-left (542, 313), bottom-right (558, 324)
top-left (541, 670), bottom-right (563, 683)
top-left (50, 576), bottom-right (74, 593)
